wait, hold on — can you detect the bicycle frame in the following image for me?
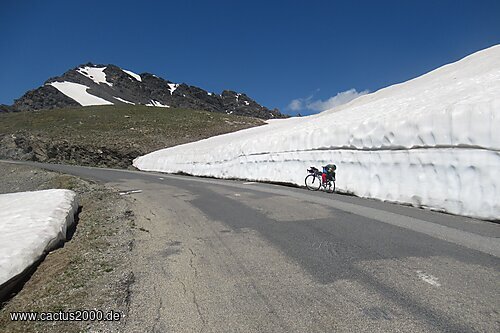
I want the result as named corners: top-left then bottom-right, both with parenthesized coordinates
top-left (306, 166), bottom-right (335, 192)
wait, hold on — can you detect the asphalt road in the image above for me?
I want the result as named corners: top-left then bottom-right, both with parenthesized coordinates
top-left (8, 161), bottom-right (500, 332)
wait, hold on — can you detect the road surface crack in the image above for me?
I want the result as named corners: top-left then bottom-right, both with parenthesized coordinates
top-left (189, 248), bottom-right (199, 278)
top-left (192, 290), bottom-right (207, 333)
top-left (187, 247), bottom-right (206, 331)
top-left (179, 280), bottom-right (188, 296)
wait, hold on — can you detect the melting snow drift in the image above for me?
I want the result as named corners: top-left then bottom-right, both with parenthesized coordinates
top-left (114, 96), bottom-right (135, 105)
top-left (0, 189), bottom-right (78, 293)
top-left (123, 69), bottom-right (142, 82)
top-left (49, 81), bottom-right (114, 106)
top-left (168, 83), bottom-right (179, 95)
top-left (77, 66), bottom-right (113, 86)
top-left (134, 45), bottom-right (500, 220)
top-left (146, 100), bottom-right (170, 108)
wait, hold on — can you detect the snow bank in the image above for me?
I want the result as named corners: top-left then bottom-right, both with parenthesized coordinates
top-left (77, 66), bottom-right (113, 86)
top-left (134, 45), bottom-right (500, 220)
top-left (0, 189), bottom-right (78, 289)
top-left (49, 81), bottom-right (114, 106)
top-left (123, 69), bottom-right (142, 82)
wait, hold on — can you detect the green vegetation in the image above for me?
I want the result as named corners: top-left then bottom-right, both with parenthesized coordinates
top-left (0, 104), bottom-right (264, 150)
top-left (0, 105), bottom-right (264, 167)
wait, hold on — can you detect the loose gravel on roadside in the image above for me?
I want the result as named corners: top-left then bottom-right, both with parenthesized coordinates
top-left (0, 162), bottom-right (136, 333)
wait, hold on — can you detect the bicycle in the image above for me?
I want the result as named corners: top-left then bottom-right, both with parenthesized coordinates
top-left (305, 166), bottom-right (336, 193)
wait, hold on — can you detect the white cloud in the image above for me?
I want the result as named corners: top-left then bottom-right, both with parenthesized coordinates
top-left (287, 89), bottom-right (369, 113)
top-left (287, 99), bottom-right (303, 111)
top-left (307, 89), bottom-right (369, 111)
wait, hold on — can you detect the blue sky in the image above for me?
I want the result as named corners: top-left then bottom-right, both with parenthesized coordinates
top-left (1, 0), bottom-right (499, 115)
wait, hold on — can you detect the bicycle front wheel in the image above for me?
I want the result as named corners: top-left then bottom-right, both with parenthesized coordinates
top-left (305, 174), bottom-right (321, 191)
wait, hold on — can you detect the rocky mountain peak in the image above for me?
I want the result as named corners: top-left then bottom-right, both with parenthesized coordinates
top-left (9, 63), bottom-right (286, 119)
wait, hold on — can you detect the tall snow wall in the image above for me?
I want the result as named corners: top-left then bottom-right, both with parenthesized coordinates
top-left (134, 45), bottom-right (500, 220)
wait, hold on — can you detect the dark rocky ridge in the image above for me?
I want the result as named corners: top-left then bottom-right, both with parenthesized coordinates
top-left (0, 134), bottom-right (139, 169)
top-left (0, 104), bottom-right (15, 113)
top-left (12, 85), bottom-right (80, 112)
top-left (9, 63), bottom-right (286, 119)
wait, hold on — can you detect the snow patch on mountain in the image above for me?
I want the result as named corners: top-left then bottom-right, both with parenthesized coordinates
top-left (113, 96), bottom-right (135, 105)
top-left (49, 82), bottom-right (114, 106)
top-left (134, 45), bottom-right (500, 220)
top-left (123, 69), bottom-right (142, 82)
top-left (76, 66), bottom-right (112, 86)
top-left (168, 83), bottom-right (179, 95)
top-left (146, 100), bottom-right (170, 108)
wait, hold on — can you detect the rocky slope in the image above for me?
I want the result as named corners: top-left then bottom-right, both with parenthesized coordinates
top-left (0, 105), bottom-right (265, 168)
top-left (9, 64), bottom-right (285, 119)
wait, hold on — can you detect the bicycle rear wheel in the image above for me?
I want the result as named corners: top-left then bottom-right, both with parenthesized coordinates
top-left (305, 174), bottom-right (321, 191)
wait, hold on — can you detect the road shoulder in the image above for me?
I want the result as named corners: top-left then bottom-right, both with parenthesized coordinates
top-left (0, 162), bottom-right (135, 333)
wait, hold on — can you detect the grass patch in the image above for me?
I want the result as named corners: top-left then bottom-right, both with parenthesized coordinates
top-left (0, 105), bottom-right (264, 167)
